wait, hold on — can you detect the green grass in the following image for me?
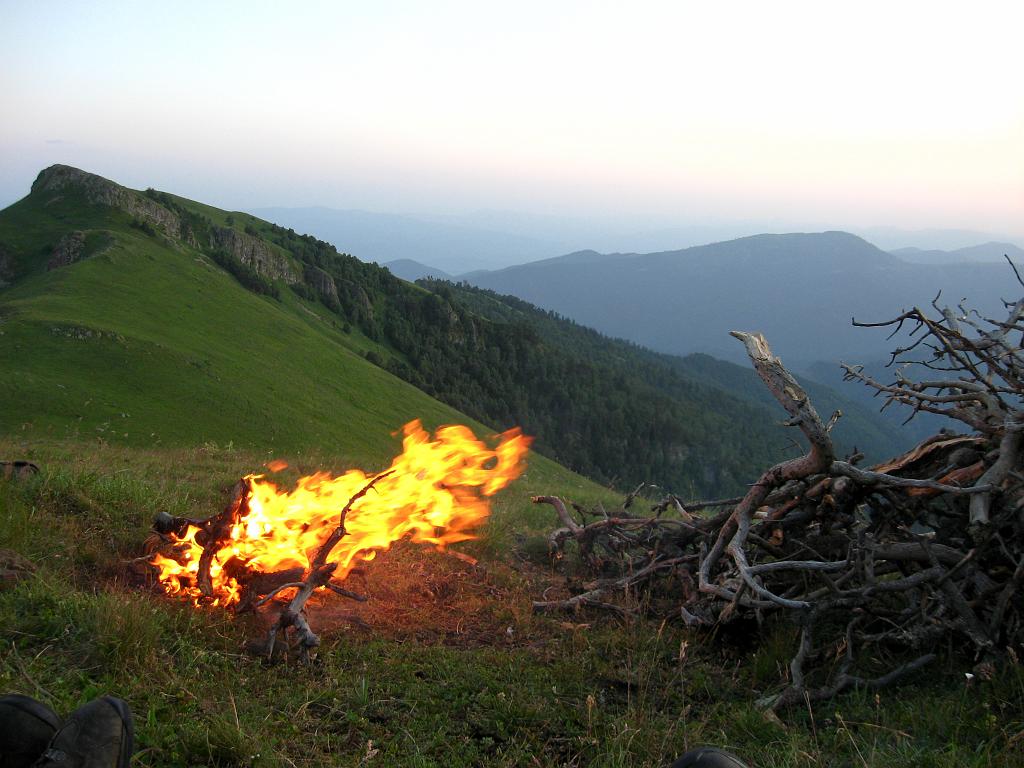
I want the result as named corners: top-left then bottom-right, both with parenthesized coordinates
top-left (1, 226), bottom-right (430, 457)
top-left (1, 443), bottom-right (1022, 767)
top-left (0, 180), bottom-right (471, 461)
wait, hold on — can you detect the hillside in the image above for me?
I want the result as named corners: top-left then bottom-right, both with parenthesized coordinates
top-left (460, 232), bottom-right (1012, 368)
top-left (0, 165), bottom-right (604, 513)
top-left (422, 280), bottom-right (913, 458)
top-left (2, 165), bottom-right (825, 498)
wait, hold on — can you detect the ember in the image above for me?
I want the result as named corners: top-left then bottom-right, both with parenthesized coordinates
top-left (151, 420), bottom-right (530, 608)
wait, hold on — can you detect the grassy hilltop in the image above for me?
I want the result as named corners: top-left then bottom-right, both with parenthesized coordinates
top-left (0, 166), bottom-right (503, 463)
top-left (0, 167), bottom-right (1020, 766)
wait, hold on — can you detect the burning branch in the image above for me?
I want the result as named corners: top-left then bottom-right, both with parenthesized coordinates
top-left (153, 478), bottom-right (252, 600)
top-left (147, 420), bottom-right (531, 661)
top-left (257, 470), bottom-right (394, 662)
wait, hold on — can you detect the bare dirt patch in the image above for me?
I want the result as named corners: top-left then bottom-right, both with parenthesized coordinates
top-left (244, 542), bottom-right (562, 651)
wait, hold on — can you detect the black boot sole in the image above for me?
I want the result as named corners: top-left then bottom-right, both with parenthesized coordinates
top-left (99, 696), bottom-right (135, 768)
top-left (0, 694), bottom-right (62, 768)
top-left (0, 693), bottom-right (62, 732)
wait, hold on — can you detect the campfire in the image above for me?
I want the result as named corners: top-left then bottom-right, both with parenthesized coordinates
top-left (148, 420), bottom-right (530, 658)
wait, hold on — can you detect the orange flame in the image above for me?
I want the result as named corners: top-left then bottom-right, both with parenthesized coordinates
top-left (152, 420), bottom-right (530, 605)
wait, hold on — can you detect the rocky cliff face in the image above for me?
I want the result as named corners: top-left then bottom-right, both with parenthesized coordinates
top-left (209, 226), bottom-right (299, 283)
top-left (27, 166), bottom-right (302, 288)
top-left (303, 264), bottom-right (339, 303)
top-left (32, 165), bottom-right (182, 239)
top-left (47, 231), bottom-right (87, 270)
top-left (337, 278), bottom-right (375, 321)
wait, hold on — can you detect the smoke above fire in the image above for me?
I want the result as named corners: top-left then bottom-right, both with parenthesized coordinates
top-left (151, 420), bottom-right (531, 605)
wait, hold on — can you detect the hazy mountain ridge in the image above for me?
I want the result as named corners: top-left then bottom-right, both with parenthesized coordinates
top-left (890, 241), bottom-right (1024, 264)
top-left (459, 231), bottom-right (1011, 369)
top-left (384, 259), bottom-right (452, 282)
top-left (854, 225), bottom-right (1022, 252)
top-left (250, 206), bottom-right (559, 273)
top-left (244, 204), bottom-right (1022, 277)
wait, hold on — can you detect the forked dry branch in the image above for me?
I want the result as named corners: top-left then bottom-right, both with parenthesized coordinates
top-left (535, 273), bottom-right (1024, 710)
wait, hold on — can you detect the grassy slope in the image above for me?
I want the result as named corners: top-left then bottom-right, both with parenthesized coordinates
top-left (0, 189), bottom-right (583, 493)
top-left (1, 227), bottom-right (435, 459)
top-left (0, 181), bottom-right (1021, 767)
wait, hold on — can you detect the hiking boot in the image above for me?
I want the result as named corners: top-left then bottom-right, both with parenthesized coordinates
top-left (34, 696), bottom-right (134, 768)
top-left (0, 694), bottom-right (62, 768)
top-left (670, 746), bottom-right (751, 768)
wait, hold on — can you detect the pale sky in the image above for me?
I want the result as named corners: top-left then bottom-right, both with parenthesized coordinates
top-left (1, 0), bottom-right (1021, 237)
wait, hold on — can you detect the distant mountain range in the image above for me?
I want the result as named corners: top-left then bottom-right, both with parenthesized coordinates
top-left (251, 206), bottom-right (1022, 276)
top-left (249, 206), bottom-right (558, 273)
top-left (384, 259), bottom-right (452, 282)
top-left (244, 207), bottom-right (1018, 433)
top-left (852, 225), bottom-right (1022, 252)
top-left (889, 241), bottom-right (1024, 264)
top-left (458, 232), bottom-right (1012, 372)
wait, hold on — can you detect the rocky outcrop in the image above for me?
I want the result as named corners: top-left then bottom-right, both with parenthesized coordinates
top-left (32, 165), bottom-right (182, 238)
top-left (447, 307), bottom-right (481, 349)
top-left (304, 264), bottom-right (339, 303)
top-left (47, 231), bottom-right (87, 270)
top-left (338, 278), bottom-right (375, 321)
top-left (210, 226), bottom-right (299, 283)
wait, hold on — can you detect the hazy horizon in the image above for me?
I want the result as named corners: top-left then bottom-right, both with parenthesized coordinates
top-left (2, 1), bottom-right (1022, 240)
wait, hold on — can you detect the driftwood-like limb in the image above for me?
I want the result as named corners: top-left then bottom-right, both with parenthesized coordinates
top-left (533, 495), bottom-right (581, 526)
top-left (532, 588), bottom-right (634, 617)
top-left (253, 582), bottom-right (306, 608)
top-left (325, 582), bottom-right (368, 602)
top-left (969, 421), bottom-right (1022, 524)
top-left (699, 331), bottom-right (834, 607)
top-left (830, 461), bottom-right (995, 495)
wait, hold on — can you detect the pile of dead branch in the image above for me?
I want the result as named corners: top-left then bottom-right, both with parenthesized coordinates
top-left (534, 269), bottom-right (1024, 711)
